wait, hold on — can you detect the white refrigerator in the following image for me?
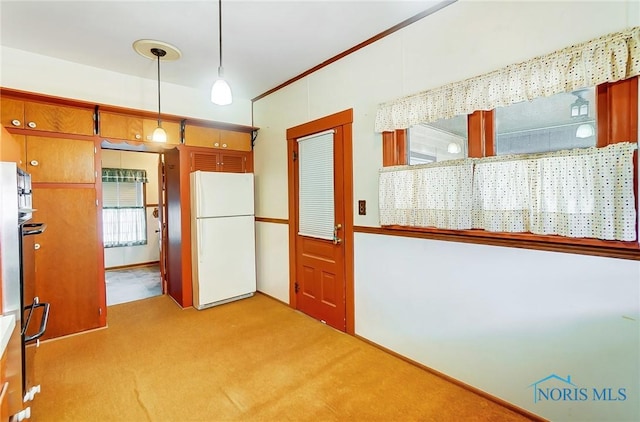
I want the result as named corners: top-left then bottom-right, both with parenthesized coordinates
top-left (190, 171), bottom-right (256, 310)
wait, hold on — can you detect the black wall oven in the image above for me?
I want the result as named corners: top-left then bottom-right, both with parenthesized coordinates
top-left (17, 168), bottom-right (50, 400)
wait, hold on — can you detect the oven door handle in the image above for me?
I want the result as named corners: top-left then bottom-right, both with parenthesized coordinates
top-left (22, 222), bottom-right (47, 236)
top-left (23, 301), bottom-right (50, 343)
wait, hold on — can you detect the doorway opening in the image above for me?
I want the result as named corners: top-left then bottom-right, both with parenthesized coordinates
top-left (101, 148), bottom-right (164, 306)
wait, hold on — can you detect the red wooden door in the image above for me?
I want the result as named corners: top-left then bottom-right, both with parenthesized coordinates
top-left (287, 111), bottom-right (353, 332)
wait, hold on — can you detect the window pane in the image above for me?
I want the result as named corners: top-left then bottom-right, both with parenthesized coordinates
top-left (102, 180), bottom-right (147, 248)
top-left (408, 115), bottom-right (468, 164)
top-left (297, 131), bottom-right (334, 240)
top-left (495, 88), bottom-right (597, 155)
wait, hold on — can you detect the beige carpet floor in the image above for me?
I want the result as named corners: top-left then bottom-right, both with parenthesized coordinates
top-left (31, 294), bottom-right (536, 421)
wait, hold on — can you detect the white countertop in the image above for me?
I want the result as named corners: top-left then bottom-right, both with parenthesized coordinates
top-left (0, 314), bottom-right (16, 356)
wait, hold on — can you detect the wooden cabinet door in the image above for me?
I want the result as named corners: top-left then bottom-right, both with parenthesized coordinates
top-left (219, 129), bottom-right (251, 151)
top-left (24, 102), bottom-right (94, 136)
top-left (219, 152), bottom-right (247, 173)
top-left (184, 125), bottom-right (221, 148)
top-left (0, 97), bottom-right (24, 129)
top-left (142, 119), bottom-right (182, 145)
top-left (99, 112), bottom-right (143, 141)
top-left (26, 136), bottom-right (95, 183)
top-left (191, 151), bottom-right (219, 172)
top-left (32, 187), bottom-right (102, 340)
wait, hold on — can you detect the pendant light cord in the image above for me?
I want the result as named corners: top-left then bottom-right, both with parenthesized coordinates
top-left (157, 52), bottom-right (162, 126)
top-left (151, 48), bottom-right (166, 126)
top-left (218, 0), bottom-right (223, 75)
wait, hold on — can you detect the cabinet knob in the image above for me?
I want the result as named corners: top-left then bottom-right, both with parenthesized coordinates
top-left (222, 143), bottom-right (227, 148)
top-left (11, 119), bottom-right (21, 127)
top-left (135, 134), bottom-right (141, 140)
top-left (34, 243), bottom-right (41, 250)
top-left (30, 160), bottom-right (39, 167)
top-left (27, 121), bottom-right (37, 128)
top-left (214, 142), bottom-right (220, 147)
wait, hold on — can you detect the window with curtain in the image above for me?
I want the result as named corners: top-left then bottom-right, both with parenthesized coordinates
top-left (102, 168), bottom-right (148, 248)
top-left (376, 27), bottom-right (639, 249)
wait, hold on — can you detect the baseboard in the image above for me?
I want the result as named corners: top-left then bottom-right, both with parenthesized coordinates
top-left (354, 334), bottom-right (547, 422)
top-left (105, 261), bottom-right (159, 271)
top-left (255, 291), bottom-right (290, 307)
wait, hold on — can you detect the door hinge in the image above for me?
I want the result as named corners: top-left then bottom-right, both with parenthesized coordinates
top-left (292, 151), bottom-right (298, 161)
top-left (294, 281), bottom-right (299, 293)
top-left (99, 307), bottom-right (102, 316)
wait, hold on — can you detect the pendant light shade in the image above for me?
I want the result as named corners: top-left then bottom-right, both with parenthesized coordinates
top-left (211, 68), bottom-right (232, 105)
top-left (211, 0), bottom-right (232, 105)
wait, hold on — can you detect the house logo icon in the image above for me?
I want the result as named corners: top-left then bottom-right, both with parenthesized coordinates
top-left (528, 374), bottom-right (577, 403)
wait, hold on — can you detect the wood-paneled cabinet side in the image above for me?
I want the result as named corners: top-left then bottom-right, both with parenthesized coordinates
top-left (32, 187), bottom-right (102, 340)
top-left (1, 97), bottom-right (94, 136)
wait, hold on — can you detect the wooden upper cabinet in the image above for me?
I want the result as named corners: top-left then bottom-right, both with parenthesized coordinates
top-left (142, 118), bottom-right (182, 145)
top-left (184, 125), bottom-right (221, 148)
top-left (189, 149), bottom-right (251, 173)
top-left (184, 124), bottom-right (251, 151)
top-left (1, 97), bottom-right (94, 136)
top-left (25, 136), bottom-right (95, 183)
top-left (219, 129), bottom-right (251, 151)
top-left (99, 111), bottom-right (143, 141)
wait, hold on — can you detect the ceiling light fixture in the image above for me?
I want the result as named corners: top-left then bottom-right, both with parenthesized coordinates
top-left (211, 0), bottom-right (232, 105)
top-left (570, 91), bottom-right (589, 118)
top-left (447, 142), bottom-right (461, 154)
top-left (132, 39), bottom-right (182, 143)
top-left (576, 123), bottom-right (595, 139)
top-left (151, 48), bottom-right (167, 143)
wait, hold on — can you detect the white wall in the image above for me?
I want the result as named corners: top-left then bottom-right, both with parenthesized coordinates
top-left (0, 46), bottom-right (252, 126)
top-left (101, 150), bottom-right (160, 268)
top-left (253, 1), bottom-right (640, 420)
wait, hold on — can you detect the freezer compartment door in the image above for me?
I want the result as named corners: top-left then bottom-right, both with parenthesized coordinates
top-left (191, 171), bottom-right (254, 218)
top-left (192, 215), bottom-right (256, 308)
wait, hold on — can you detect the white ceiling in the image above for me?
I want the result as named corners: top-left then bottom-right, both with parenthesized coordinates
top-left (0, 0), bottom-right (450, 101)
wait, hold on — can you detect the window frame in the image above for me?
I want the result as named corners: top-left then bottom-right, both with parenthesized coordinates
top-left (381, 77), bottom-right (639, 260)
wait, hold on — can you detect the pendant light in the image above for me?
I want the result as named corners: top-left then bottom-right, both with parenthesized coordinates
top-left (211, 0), bottom-right (232, 105)
top-left (132, 40), bottom-right (182, 143)
top-left (151, 48), bottom-right (167, 143)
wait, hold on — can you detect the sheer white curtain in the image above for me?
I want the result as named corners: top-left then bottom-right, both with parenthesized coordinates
top-left (473, 142), bottom-right (637, 240)
top-left (379, 159), bottom-right (474, 229)
top-left (103, 208), bottom-right (147, 247)
top-left (381, 143), bottom-right (637, 241)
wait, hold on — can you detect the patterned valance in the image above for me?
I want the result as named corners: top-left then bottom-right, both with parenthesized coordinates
top-left (102, 168), bottom-right (148, 183)
top-left (375, 27), bottom-right (640, 132)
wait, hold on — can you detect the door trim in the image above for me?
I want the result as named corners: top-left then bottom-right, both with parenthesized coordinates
top-left (286, 109), bottom-right (354, 334)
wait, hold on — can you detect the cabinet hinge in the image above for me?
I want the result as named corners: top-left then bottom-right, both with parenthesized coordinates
top-left (96, 199), bottom-right (99, 207)
top-left (294, 281), bottom-right (299, 294)
top-left (94, 147), bottom-right (97, 154)
top-left (99, 307), bottom-right (102, 316)
top-left (292, 151), bottom-right (298, 161)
